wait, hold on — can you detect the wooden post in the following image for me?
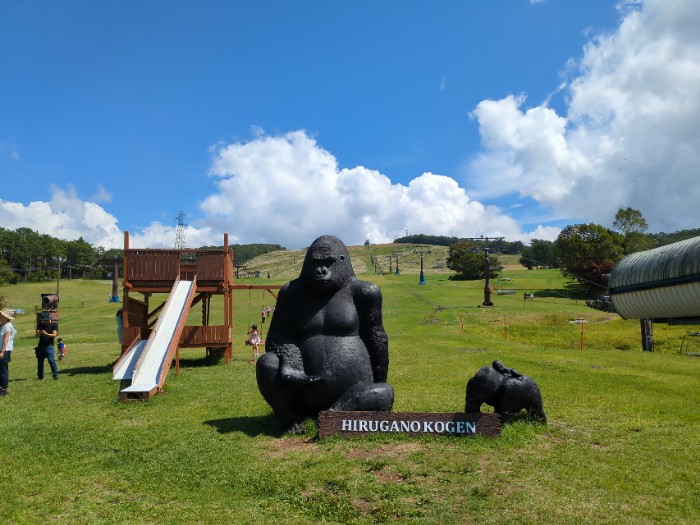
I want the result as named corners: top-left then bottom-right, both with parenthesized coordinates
top-left (483, 248), bottom-right (493, 306)
top-left (121, 232), bottom-right (130, 355)
top-left (224, 233), bottom-right (233, 363)
top-left (641, 319), bottom-right (654, 352)
top-left (111, 257), bottom-right (119, 302)
top-left (56, 257), bottom-right (61, 296)
top-left (419, 251), bottom-right (425, 284)
top-left (225, 288), bottom-right (232, 363)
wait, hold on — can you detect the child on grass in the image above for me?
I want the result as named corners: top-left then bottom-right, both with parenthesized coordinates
top-left (246, 324), bottom-right (262, 360)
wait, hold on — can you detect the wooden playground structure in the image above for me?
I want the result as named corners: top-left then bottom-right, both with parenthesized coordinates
top-left (121, 230), bottom-right (235, 363)
top-left (116, 231), bottom-right (280, 400)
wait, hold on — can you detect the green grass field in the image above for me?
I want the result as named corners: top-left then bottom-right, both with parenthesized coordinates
top-left (1, 258), bottom-right (698, 524)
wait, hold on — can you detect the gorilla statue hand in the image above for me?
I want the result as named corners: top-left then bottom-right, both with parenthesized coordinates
top-left (279, 368), bottom-right (322, 385)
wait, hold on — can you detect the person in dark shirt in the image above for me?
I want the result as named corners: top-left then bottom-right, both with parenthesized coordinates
top-left (35, 313), bottom-right (59, 380)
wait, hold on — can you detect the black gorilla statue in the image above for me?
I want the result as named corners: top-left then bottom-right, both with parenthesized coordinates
top-left (256, 235), bottom-right (394, 432)
top-left (465, 360), bottom-right (546, 423)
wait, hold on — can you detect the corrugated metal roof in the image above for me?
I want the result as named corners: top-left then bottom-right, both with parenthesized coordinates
top-left (609, 236), bottom-right (700, 320)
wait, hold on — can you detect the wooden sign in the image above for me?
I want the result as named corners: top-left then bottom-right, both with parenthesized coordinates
top-left (318, 411), bottom-right (501, 439)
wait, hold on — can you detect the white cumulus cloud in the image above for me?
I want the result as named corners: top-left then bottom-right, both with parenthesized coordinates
top-left (0, 185), bottom-right (219, 250)
top-left (0, 185), bottom-right (123, 248)
top-left (467, 0), bottom-right (700, 233)
top-left (199, 130), bottom-right (552, 248)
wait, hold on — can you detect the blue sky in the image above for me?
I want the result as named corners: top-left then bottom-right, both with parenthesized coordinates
top-left (2, 0), bottom-right (699, 249)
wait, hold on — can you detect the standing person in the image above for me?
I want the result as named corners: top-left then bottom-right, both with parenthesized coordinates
top-left (247, 324), bottom-right (262, 360)
top-left (0, 309), bottom-right (17, 397)
top-left (261, 308), bottom-right (267, 325)
top-left (116, 309), bottom-right (123, 345)
top-left (35, 312), bottom-right (59, 380)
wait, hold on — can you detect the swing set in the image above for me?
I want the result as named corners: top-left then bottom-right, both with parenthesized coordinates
top-left (238, 285), bottom-right (279, 349)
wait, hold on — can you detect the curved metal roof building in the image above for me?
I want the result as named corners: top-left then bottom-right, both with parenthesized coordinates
top-left (608, 236), bottom-right (700, 324)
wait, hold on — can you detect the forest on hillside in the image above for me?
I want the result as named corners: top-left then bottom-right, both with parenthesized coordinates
top-left (0, 226), bottom-right (284, 285)
top-left (394, 229), bottom-right (700, 252)
top-left (1, 218), bottom-right (698, 286)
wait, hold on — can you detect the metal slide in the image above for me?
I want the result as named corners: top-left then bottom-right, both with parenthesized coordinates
top-left (112, 339), bottom-right (147, 381)
top-left (116, 279), bottom-right (196, 400)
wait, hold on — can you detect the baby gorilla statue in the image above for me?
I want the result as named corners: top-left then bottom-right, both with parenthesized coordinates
top-left (465, 360), bottom-right (547, 423)
top-left (256, 235), bottom-right (394, 433)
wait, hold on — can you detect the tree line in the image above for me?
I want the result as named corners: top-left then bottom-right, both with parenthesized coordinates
top-left (2, 209), bottom-right (697, 294)
top-left (0, 227), bottom-right (123, 285)
top-left (205, 243), bottom-right (286, 266)
top-left (394, 233), bottom-right (525, 254)
top-left (0, 226), bottom-right (284, 286)
top-left (522, 209), bottom-right (699, 293)
top-left (435, 209), bottom-right (699, 294)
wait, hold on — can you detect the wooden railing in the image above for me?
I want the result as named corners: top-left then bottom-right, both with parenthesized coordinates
top-left (126, 251), bottom-right (180, 282)
top-left (197, 252), bottom-right (228, 282)
top-left (124, 250), bottom-right (232, 285)
top-left (123, 324), bottom-right (231, 348)
top-left (179, 325), bottom-right (231, 347)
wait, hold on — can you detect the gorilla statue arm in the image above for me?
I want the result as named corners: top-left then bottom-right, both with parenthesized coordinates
top-left (265, 282), bottom-right (320, 384)
top-left (354, 279), bottom-right (389, 383)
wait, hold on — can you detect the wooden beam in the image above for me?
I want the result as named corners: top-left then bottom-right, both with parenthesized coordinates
top-left (232, 284), bottom-right (283, 290)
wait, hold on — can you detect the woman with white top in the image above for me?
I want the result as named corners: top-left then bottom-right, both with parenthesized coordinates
top-left (0, 308), bottom-right (17, 397)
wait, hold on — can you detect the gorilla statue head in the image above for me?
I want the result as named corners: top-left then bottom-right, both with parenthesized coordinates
top-left (301, 235), bottom-right (354, 294)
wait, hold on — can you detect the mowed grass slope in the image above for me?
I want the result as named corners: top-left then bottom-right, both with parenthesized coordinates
top-left (1, 256), bottom-right (698, 524)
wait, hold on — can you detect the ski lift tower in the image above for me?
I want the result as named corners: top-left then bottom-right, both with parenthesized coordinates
top-left (463, 237), bottom-right (504, 307)
top-left (414, 246), bottom-right (431, 285)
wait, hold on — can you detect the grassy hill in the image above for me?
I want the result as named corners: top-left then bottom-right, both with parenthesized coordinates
top-left (238, 243), bottom-right (522, 282)
top-left (1, 257), bottom-right (698, 524)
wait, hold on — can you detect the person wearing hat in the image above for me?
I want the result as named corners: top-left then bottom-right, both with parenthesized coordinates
top-left (35, 312), bottom-right (59, 380)
top-left (0, 308), bottom-right (17, 396)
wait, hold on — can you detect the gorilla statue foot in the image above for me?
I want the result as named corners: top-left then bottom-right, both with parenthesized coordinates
top-left (329, 382), bottom-right (394, 412)
top-left (285, 421), bottom-right (308, 435)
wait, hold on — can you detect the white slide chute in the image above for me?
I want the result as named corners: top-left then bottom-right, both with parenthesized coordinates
top-left (114, 279), bottom-right (195, 400)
